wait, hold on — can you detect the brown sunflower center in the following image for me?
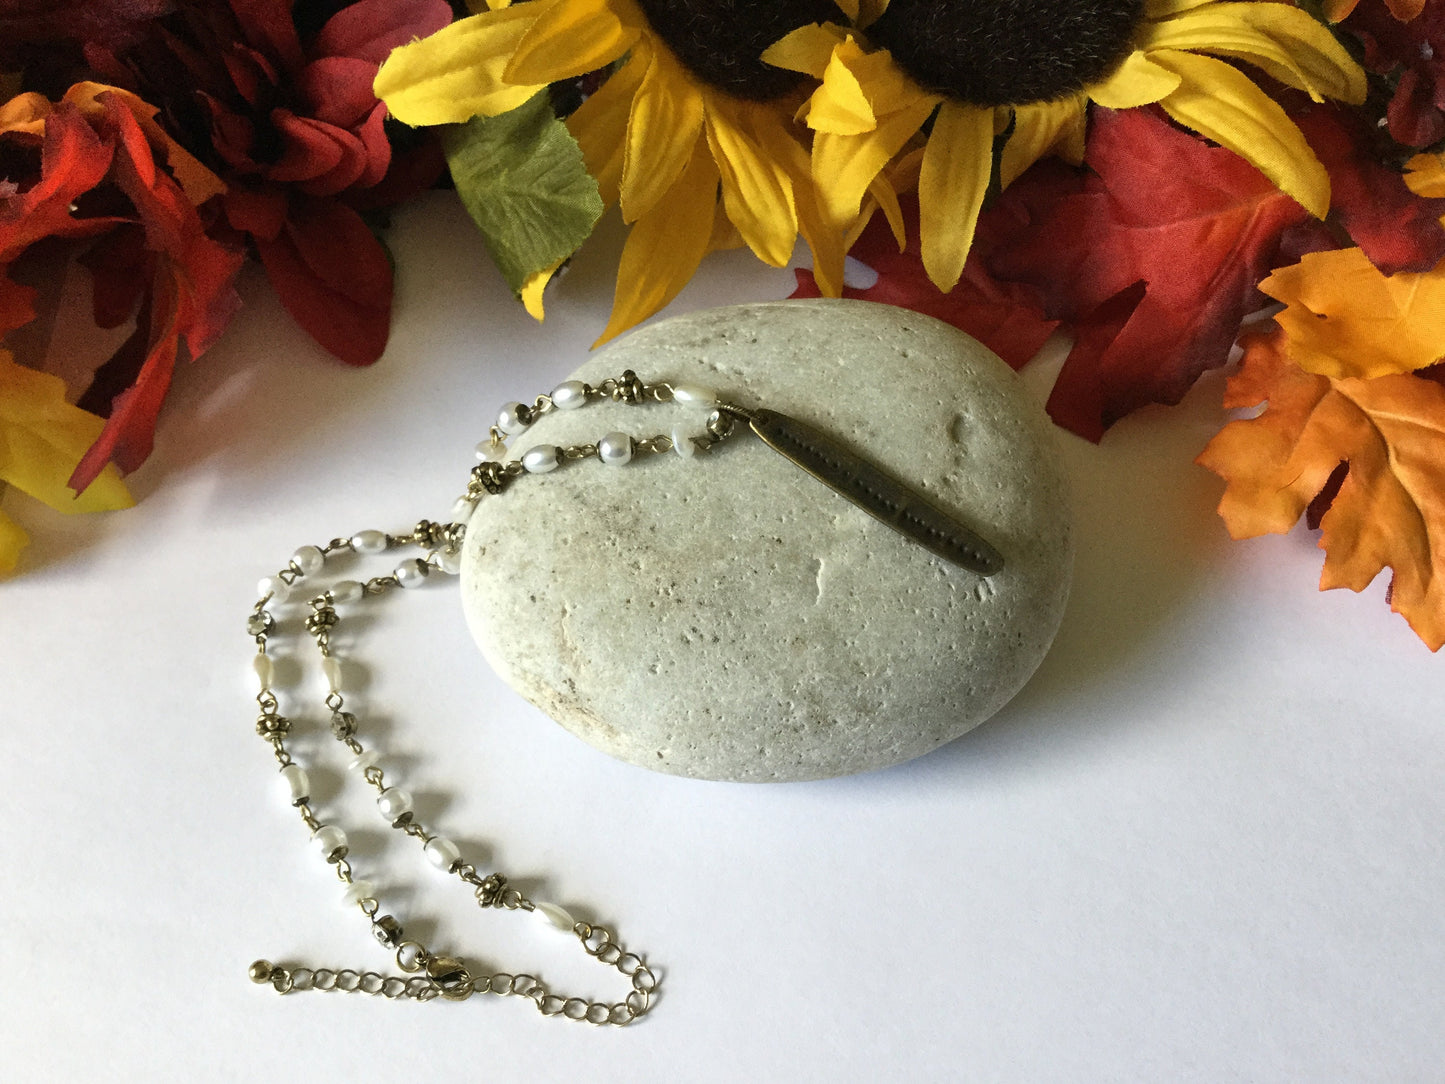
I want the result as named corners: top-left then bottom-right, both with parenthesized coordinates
top-left (634, 0), bottom-right (840, 101)
top-left (867, 0), bottom-right (1147, 107)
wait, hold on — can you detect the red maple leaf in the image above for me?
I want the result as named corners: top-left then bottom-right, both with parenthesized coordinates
top-left (790, 186), bottom-right (1063, 371)
top-left (986, 108), bottom-right (1320, 441)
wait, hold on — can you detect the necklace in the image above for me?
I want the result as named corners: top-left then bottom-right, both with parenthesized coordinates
top-left (243, 368), bottom-right (1002, 1022)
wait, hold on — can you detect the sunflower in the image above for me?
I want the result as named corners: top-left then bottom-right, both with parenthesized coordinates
top-left (764, 0), bottom-right (1368, 293)
top-left (374, 0), bottom-right (847, 341)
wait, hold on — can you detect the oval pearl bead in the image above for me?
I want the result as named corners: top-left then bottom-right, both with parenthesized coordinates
top-left (330, 580), bottom-right (363, 605)
top-left (597, 432), bottom-right (633, 466)
top-left (347, 749), bottom-right (381, 773)
top-left (424, 836), bottom-right (461, 871)
top-left (497, 401), bottom-right (532, 435)
top-left (532, 900), bottom-right (575, 933)
top-left (450, 497), bottom-right (477, 524)
top-left (311, 824), bottom-right (347, 860)
top-left (351, 530), bottom-right (387, 554)
top-left (671, 425), bottom-right (698, 459)
top-left (291, 545), bottom-right (324, 575)
top-left (522, 445), bottom-right (561, 474)
top-left (376, 787), bottom-right (413, 823)
top-left (321, 656), bottom-right (344, 693)
top-left (280, 764), bottom-right (309, 805)
top-left (342, 880), bottom-right (375, 908)
top-left (252, 653), bottom-right (274, 690)
top-left (671, 383), bottom-right (718, 407)
top-left (395, 559), bottom-right (429, 588)
top-left (551, 381), bottom-right (589, 410)
top-left (258, 575), bottom-right (290, 603)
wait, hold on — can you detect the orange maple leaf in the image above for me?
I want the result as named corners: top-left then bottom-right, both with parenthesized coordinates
top-left (1198, 327), bottom-right (1445, 650)
top-left (1259, 248), bottom-right (1445, 379)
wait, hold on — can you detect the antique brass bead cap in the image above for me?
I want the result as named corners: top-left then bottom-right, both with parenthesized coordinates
top-left (867, 0), bottom-right (1147, 106)
top-left (634, 0), bottom-right (840, 100)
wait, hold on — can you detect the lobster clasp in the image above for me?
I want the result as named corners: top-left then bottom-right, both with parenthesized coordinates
top-left (425, 955), bottom-right (474, 1000)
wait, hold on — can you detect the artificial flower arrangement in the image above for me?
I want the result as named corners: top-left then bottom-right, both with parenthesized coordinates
top-left (1, 0), bottom-right (1442, 651)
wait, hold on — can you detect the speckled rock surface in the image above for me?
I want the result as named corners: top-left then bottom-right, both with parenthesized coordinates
top-left (461, 300), bottom-right (1072, 782)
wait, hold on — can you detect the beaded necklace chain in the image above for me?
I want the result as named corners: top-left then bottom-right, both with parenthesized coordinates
top-left (244, 370), bottom-right (1002, 1022)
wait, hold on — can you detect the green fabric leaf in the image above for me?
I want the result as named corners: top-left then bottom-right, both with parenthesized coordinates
top-left (442, 91), bottom-right (603, 299)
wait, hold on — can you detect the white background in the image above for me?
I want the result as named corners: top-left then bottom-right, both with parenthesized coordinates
top-left (4, 193), bottom-right (1442, 1082)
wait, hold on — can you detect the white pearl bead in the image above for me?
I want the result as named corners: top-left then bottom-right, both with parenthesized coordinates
top-left (280, 764), bottom-right (309, 804)
top-left (311, 824), bottom-right (347, 860)
top-left (551, 381), bottom-right (589, 410)
top-left (258, 575), bottom-right (290, 603)
top-left (424, 836), bottom-right (461, 871)
top-left (330, 579), bottom-right (364, 605)
top-left (322, 656), bottom-right (343, 693)
top-left (347, 749), bottom-right (381, 773)
top-left (291, 545), bottom-right (324, 575)
top-left (522, 445), bottom-right (561, 474)
top-left (395, 558), bottom-right (429, 588)
top-left (351, 530), bottom-right (387, 554)
top-left (497, 401), bottom-right (531, 435)
top-left (433, 549), bottom-right (463, 575)
top-left (597, 431), bottom-right (634, 465)
top-left (474, 440), bottom-right (505, 462)
top-left (672, 425), bottom-right (698, 459)
top-left (450, 497), bottom-right (477, 524)
top-left (532, 900), bottom-right (575, 933)
top-left (376, 787), bottom-right (413, 823)
top-left (252, 653), bottom-right (274, 690)
top-left (342, 880), bottom-right (375, 908)
top-left (671, 383), bottom-right (718, 407)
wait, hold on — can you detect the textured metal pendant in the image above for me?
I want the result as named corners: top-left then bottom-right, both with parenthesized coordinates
top-left (746, 408), bottom-right (1004, 576)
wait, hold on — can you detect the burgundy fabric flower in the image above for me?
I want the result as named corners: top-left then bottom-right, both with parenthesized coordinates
top-left (87, 0), bottom-right (452, 364)
top-left (1341, 0), bottom-right (1445, 148)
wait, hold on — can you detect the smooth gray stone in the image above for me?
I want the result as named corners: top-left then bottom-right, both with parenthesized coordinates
top-left (461, 299), bottom-right (1072, 782)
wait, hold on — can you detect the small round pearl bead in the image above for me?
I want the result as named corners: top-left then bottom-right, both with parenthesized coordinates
top-left (311, 824), bottom-right (347, 860)
top-left (550, 381), bottom-right (589, 410)
top-left (258, 575), bottom-right (290, 603)
top-left (252, 653), bottom-right (274, 691)
top-left (376, 787), bottom-right (413, 823)
top-left (395, 558), bottom-right (429, 588)
top-left (280, 764), bottom-right (309, 805)
top-left (424, 836), bottom-right (461, 871)
top-left (348, 749), bottom-right (382, 773)
top-left (351, 530), bottom-right (387, 554)
top-left (474, 440), bottom-right (505, 462)
top-left (597, 432), bottom-right (633, 466)
top-left (497, 401), bottom-right (532, 435)
top-left (522, 445), bottom-right (562, 474)
top-left (330, 580), bottom-right (363, 605)
top-left (532, 900), bottom-right (575, 933)
top-left (291, 545), bottom-right (324, 575)
top-left (342, 880), bottom-right (375, 908)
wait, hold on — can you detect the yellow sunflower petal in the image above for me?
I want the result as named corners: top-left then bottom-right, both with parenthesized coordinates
top-left (1139, 2), bottom-right (1366, 104)
top-left (864, 170), bottom-right (907, 251)
top-left (503, 0), bottom-right (640, 86)
top-left (1088, 49), bottom-right (1183, 109)
top-left (1153, 49), bottom-right (1331, 217)
top-left (520, 258), bottom-right (566, 321)
top-left (813, 95), bottom-right (938, 227)
top-left (808, 41), bottom-right (877, 134)
top-left (705, 102), bottom-right (798, 267)
top-left (374, 4), bottom-right (546, 125)
top-left (566, 44), bottom-right (648, 207)
top-left (0, 507), bottom-right (28, 575)
top-left (596, 144), bottom-right (720, 345)
top-left (1000, 95), bottom-right (1087, 187)
top-left (1405, 152), bottom-right (1445, 198)
top-left (918, 101), bottom-right (995, 292)
top-left (620, 45), bottom-right (706, 223)
top-left (761, 22), bottom-right (849, 79)
top-left (752, 110), bottom-right (849, 298)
